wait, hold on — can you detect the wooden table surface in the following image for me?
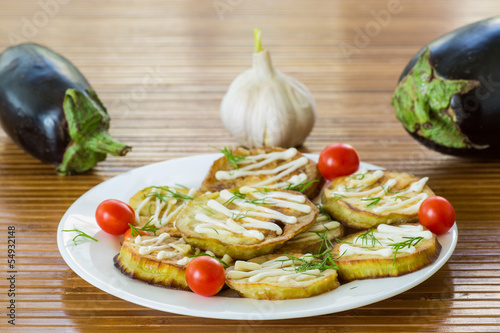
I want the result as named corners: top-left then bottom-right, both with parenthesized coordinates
top-left (1, 0), bottom-right (500, 332)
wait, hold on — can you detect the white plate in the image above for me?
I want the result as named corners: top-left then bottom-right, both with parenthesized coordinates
top-left (57, 154), bottom-right (458, 321)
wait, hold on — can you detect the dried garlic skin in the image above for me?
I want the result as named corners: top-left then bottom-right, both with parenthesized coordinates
top-left (220, 29), bottom-right (316, 149)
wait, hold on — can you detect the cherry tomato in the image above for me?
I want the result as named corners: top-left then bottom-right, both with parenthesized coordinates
top-left (418, 196), bottom-right (455, 235)
top-left (318, 143), bottom-right (360, 181)
top-left (186, 256), bottom-right (226, 296)
top-left (123, 227), bottom-right (147, 242)
top-left (95, 199), bottom-right (135, 235)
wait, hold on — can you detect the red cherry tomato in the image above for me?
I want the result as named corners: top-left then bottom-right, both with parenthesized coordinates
top-left (318, 143), bottom-right (360, 181)
top-left (418, 196), bottom-right (455, 235)
top-left (95, 199), bottom-right (135, 235)
top-left (186, 256), bottom-right (226, 296)
top-left (123, 227), bottom-right (147, 242)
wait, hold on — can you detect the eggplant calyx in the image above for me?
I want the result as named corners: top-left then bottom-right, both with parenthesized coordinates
top-left (57, 88), bottom-right (131, 175)
top-left (392, 48), bottom-right (480, 149)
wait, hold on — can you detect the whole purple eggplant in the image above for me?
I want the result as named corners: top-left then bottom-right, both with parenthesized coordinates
top-left (0, 43), bottom-right (131, 175)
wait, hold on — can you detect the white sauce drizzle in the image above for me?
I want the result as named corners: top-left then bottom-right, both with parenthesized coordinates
top-left (338, 224), bottom-right (432, 258)
top-left (214, 148), bottom-right (309, 188)
top-left (134, 187), bottom-right (197, 228)
top-left (327, 170), bottom-right (429, 215)
top-left (227, 254), bottom-right (322, 283)
top-left (193, 187), bottom-right (312, 240)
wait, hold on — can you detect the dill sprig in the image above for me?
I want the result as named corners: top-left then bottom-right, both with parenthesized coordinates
top-left (361, 197), bottom-right (381, 207)
top-left (311, 230), bottom-right (335, 254)
top-left (231, 210), bottom-right (250, 220)
top-left (212, 146), bottom-right (247, 169)
top-left (245, 197), bottom-right (276, 206)
top-left (317, 203), bottom-right (329, 217)
top-left (284, 179), bottom-right (318, 193)
top-left (280, 252), bottom-right (339, 276)
top-left (63, 228), bottom-right (98, 245)
top-left (390, 236), bottom-right (424, 264)
top-left (198, 205), bottom-right (215, 215)
top-left (331, 193), bottom-right (347, 202)
top-left (189, 253), bottom-right (230, 267)
top-left (128, 218), bottom-right (159, 236)
top-left (223, 189), bottom-right (246, 206)
top-left (148, 187), bottom-right (194, 201)
top-left (392, 195), bottom-right (410, 201)
top-left (350, 173), bottom-right (366, 180)
top-left (344, 185), bottom-right (363, 191)
top-left (355, 228), bottom-right (382, 248)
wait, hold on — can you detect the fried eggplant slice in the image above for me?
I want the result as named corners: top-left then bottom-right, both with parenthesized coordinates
top-left (332, 223), bottom-right (441, 282)
top-left (225, 253), bottom-right (340, 300)
top-left (113, 232), bottom-right (233, 290)
top-left (129, 186), bottom-right (201, 237)
top-left (201, 147), bottom-right (324, 199)
top-left (278, 209), bottom-right (344, 255)
top-left (176, 186), bottom-right (318, 260)
top-left (322, 169), bottom-right (435, 229)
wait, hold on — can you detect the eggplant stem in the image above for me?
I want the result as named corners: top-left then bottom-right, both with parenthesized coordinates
top-left (391, 48), bottom-right (480, 149)
top-left (254, 28), bottom-right (262, 53)
top-left (57, 88), bottom-right (131, 175)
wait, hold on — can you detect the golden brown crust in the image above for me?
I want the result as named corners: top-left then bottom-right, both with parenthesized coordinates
top-left (322, 170), bottom-right (435, 229)
top-left (332, 223), bottom-right (441, 282)
top-left (201, 147), bottom-right (324, 199)
top-left (225, 253), bottom-right (340, 300)
top-left (113, 237), bottom-right (191, 291)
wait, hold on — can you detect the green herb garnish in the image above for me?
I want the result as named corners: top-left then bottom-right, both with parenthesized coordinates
top-left (350, 173), bottom-right (366, 180)
top-left (284, 179), bottom-right (319, 193)
top-left (355, 228), bottom-right (382, 248)
top-left (223, 189), bottom-right (246, 206)
top-left (128, 218), bottom-right (159, 236)
top-left (331, 193), bottom-right (347, 202)
top-left (63, 228), bottom-right (98, 245)
top-left (390, 236), bottom-right (424, 264)
top-left (148, 187), bottom-right (194, 201)
top-left (212, 146), bottom-right (247, 169)
top-left (361, 197), bottom-right (381, 207)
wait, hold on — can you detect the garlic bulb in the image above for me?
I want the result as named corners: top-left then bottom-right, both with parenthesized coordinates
top-left (220, 29), bottom-right (316, 148)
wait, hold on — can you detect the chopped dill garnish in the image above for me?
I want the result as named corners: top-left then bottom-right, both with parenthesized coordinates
top-left (355, 228), bottom-right (382, 248)
top-left (148, 187), bottom-right (194, 201)
top-left (392, 195), bottom-right (410, 201)
top-left (245, 197), bottom-right (276, 206)
top-left (189, 253), bottom-right (229, 267)
top-left (223, 189), bottom-right (246, 206)
top-left (175, 183), bottom-right (189, 189)
top-left (331, 193), bottom-right (347, 202)
top-left (280, 252), bottom-right (339, 276)
top-left (311, 230), bottom-right (335, 254)
top-left (390, 236), bottom-right (424, 264)
top-left (63, 228), bottom-right (98, 245)
top-left (344, 185), bottom-right (363, 191)
top-left (317, 203), bottom-right (329, 217)
top-left (128, 218), bottom-right (159, 236)
top-left (231, 211), bottom-right (250, 220)
top-left (284, 179), bottom-right (318, 193)
top-left (212, 146), bottom-right (247, 169)
top-left (350, 173), bottom-right (366, 180)
top-left (361, 197), bottom-right (381, 207)
top-left (198, 205), bottom-right (215, 215)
